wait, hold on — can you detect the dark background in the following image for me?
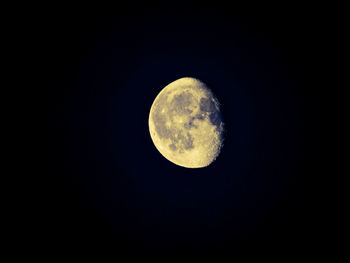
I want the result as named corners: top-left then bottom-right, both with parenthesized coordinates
top-left (45, 5), bottom-right (325, 258)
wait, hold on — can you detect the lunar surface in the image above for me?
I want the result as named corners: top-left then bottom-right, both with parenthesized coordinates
top-left (148, 77), bottom-right (225, 168)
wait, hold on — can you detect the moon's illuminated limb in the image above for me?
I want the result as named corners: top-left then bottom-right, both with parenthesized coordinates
top-left (148, 77), bottom-right (225, 168)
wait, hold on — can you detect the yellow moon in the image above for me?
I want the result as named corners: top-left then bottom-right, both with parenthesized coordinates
top-left (148, 77), bottom-right (225, 168)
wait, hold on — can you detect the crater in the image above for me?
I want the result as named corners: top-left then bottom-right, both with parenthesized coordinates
top-left (169, 143), bottom-right (177, 151)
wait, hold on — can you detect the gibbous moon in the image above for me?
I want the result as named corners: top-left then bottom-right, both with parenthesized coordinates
top-left (148, 77), bottom-right (225, 168)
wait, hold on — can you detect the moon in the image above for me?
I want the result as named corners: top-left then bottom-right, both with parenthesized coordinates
top-left (148, 77), bottom-right (225, 168)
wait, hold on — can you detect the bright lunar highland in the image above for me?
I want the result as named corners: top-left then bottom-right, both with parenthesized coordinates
top-left (148, 77), bottom-right (225, 168)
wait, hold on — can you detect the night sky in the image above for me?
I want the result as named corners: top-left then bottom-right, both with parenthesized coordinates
top-left (46, 6), bottom-right (325, 258)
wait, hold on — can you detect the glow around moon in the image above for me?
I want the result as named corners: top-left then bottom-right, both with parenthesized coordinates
top-left (148, 77), bottom-right (225, 168)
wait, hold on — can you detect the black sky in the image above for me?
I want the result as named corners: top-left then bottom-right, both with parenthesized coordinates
top-left (45, 5), bottom-right (326, 258)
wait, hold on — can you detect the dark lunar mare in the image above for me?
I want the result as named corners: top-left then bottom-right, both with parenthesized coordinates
top-left (198, 96), bottom-right (223, 130)
top-left (199, 97), bottom-right (216, 113)
top-left (170, 91), bottom-right (195, 115)
top-left (209, 111), bottom-right (222, 127)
